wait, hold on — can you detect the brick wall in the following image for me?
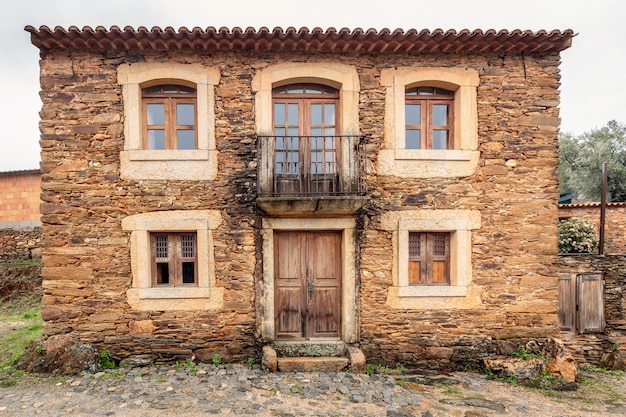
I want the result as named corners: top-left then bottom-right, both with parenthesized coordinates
top-left (559, 203), bottom-right (626, 255)
top-left (0, 170), bottom-right (41, 229)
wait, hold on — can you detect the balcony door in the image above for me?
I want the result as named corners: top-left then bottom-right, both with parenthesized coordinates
top-left (272, 84), bottom-right (339, 195)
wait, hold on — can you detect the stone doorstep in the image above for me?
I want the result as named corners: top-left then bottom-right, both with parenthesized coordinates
top-left (277, 356), bottom-right (350, 372)
top-left (262, 344), bottom-right (366, 373)
top-left (272, 341), bottom-right (347, 357)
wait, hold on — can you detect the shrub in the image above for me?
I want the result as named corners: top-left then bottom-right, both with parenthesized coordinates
top-left (558, 218), bottom-right (599, 254)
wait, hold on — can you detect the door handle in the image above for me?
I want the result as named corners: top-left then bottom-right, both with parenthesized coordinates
top-left (307, 282), bottom-right (314, 302)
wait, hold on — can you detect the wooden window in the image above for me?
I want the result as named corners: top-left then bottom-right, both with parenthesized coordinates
top-left (142, 85), bottom-right (197, 150)
top-left (151, 232), bottom-right (198, 286)
top-left (558, 272), bottom-right (605, 333)
top-left (405, 87), bottom-right (454, 150)
top-left (408, 232), bottom-right (450, 285)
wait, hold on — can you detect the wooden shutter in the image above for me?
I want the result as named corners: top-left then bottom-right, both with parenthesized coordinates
top-left (578, 273), bottom-right (605, 333)
top-left (430, 233), bottom-right (450, 284)
top-left (408, 232), bottom-right (424, 284)
top-left (557, 273), bottom-right (576, 331)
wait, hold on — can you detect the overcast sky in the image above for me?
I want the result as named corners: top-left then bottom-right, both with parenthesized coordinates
top-left (0, 0), bottom-right (623, 171)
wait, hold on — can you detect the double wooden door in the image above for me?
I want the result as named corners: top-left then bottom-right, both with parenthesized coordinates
top-left (274, 231), bottom-right (342, 340)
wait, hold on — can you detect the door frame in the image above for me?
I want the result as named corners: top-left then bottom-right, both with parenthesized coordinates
top-left (261, 217), bottom-right (358, 343)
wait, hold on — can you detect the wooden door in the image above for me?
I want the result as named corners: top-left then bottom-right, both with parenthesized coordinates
top-left (273, 84), bottom-right (339, 195)
top-left (274, 231), bottom-right (342, 340)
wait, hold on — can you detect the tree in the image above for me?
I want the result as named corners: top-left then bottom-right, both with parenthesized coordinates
top-left (559, 120), bottom-right (626, 202)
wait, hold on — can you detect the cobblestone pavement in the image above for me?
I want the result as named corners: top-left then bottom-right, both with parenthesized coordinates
top-left (1, 364), bottom-right (625, 416)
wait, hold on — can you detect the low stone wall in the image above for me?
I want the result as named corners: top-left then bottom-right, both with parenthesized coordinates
top-left (557, 254), bottom-right (626, 365)
top-left (0, 227), bottom-right (42, 262)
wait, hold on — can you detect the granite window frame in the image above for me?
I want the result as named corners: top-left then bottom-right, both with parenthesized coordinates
top-left (122, 210), bottom-right (223, 311)
top-left (382, 209), bottom-right (482, 310)
top-left (379, 67), bottom-right (480, 178)
top-left (117, 62), bottom-right (220, 180)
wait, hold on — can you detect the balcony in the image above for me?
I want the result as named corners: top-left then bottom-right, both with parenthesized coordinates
top-left (256, 135), bottom-right (368, 215)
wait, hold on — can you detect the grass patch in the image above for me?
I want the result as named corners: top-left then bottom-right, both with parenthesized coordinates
top-left (0, 303), bottom-right (43, 375)
top-left (0, 258), bottom-right (41, 267)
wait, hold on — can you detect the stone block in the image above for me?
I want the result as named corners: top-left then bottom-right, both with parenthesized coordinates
top-left (262, 345), bottom-right (277, 373)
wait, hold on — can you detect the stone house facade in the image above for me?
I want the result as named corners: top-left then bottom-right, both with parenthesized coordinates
top-left (26, 25), bottom-right (574, 369)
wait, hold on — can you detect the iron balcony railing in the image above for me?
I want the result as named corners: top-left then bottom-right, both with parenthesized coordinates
top-left (257, 135), bottom-right (367, 197)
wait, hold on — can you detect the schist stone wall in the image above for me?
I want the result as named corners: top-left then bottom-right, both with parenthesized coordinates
top-left (557, 255), bottom-right (626, 365)
top-left (37, 47), bottom-right (562, 368)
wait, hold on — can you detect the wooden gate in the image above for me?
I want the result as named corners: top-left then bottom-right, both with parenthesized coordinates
top-left (274, 231), bottom-right (342, 340)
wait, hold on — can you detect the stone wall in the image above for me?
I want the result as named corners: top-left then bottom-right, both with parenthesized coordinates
top-left (557, 255), bottom-right (626, 365)
top-left (37, 47), bottom-right (562, 368)
top-left (0, 228), bottom-right (42, 262)
top-left (559, 203), bottom-right (626, 255)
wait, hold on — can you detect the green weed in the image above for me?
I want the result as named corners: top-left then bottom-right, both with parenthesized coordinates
top-left (99, 349), bottom-right (116, 369)
top-left (509, 346), bottom-right (544, 360)
top-left (211, 353), bottom-right (222, 367)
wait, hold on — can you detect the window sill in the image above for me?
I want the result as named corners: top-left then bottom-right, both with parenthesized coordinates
top-left (378, 149), bottom-right (479, 178)
top-left (386, 286), bottom-right (482, 310)
top-left (126, 287), bottom-right (224, 311)
top-left (394, 149), bottom-right (475, 161)
top-left (399, 286), bottom-right (469, 297)
top-left (120, 150), bottom-right (218, 180)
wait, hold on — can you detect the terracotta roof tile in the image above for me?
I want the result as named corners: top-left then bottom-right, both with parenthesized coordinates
top-left (559, 202), bottom-right (626, 209)
top-left (0, 169), bottom-right (41, 177)
top-left (25, 26), bottom-right (575, 54)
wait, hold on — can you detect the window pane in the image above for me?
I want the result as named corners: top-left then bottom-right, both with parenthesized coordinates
top-left (163, 85), bottom-right (178, 94)
top-left (433, 130), bottom-right (449, 150)
top-left (405, 104), bottom-right (421, 125)
top-left (155, 235), bottom-right (168, 258)
top-left (177, 130), bottom-right (195, 150)
top-left (144, 86), bottom-right (162, 95)
top-left (181, 234), bottom-right (195, 258)
top-left (287, 128), bottom-right (299, 138)
top-left (310, 136), bottom-right (323, 150)
top-left (274, 103), bottom-right (285, 126)
top-left (311, 104), bottom-right (322, 125)
top-left (324, 104), bottom-right (335, 125)
top-left (409, 232), bottom-right (421, 259)
top-left (182, 262), bottom-right (195, 284)
top-left (311, 128), bottom-right (322, 137)
top-left (179, 86), bottom-right (195, 94)
top-left (286, 86), bottom-right (304, 94)
top-left (148, 130), bottom-right (165, 150)
top-left (177, 104), bottom-right (195, 125)
top-left (433, 233), bottom-right (447, 255)
top-left (305, 85), bottom-right (322, 94)
top-left (156, 263), bottom-right (169, 284)
top-left (287, 103), bottom-right (299, 126)
top-left (406, 129), bottom-right (421, 149)
top-left (433, 104), bottom-right (449, 126)
top-left (419, 87), bottom-right (434, 96)
top-left (147, 104), bottom-right (165, 125)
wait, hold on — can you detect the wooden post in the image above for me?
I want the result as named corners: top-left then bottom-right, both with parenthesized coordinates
top-left (599, 161), bottom-right (607, 255)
